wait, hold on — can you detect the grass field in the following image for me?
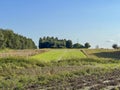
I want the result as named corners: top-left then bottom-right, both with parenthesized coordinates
top-left (85, 49), bottom-right (120, 59)
top-left (31, 49), bottom-right (86, 62)
top-left (0, 49), bottom-right (120, 90)
top-left (0, 49), bottom-right (46, 58)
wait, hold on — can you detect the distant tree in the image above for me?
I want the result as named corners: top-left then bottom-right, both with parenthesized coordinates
top-left (38, 36), bottom-right (91, 49)
top-left (73, 43), bottom-right (84, 48)
top-left (39, 38), bottom-right (43, 48)
top-left (112, 44), bottom-right (118, 49)
top-left (39, 37), bottom-right (68, 48)
top-left (55, 37), bottom-right (58, 41)
top-left (0, 31), bottom-right (5, 48)
top-left (5, 30), bottom-right (14, 48)
top-left (66, 40), bottom-right (72, 48)
top-left (0, 29), bottom-right (36, 49)
top-left (84, 42), bottom-right (91, 48)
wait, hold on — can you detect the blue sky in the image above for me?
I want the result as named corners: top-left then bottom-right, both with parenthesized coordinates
top-left (0, 0), bottom-right (120, 48)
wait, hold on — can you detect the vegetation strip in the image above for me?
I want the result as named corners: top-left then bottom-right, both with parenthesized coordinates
top-left (31, 49), bottom-right (86, 62)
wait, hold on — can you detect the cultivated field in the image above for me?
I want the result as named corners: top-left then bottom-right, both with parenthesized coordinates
top-left (0, 49), bottom-right (120, 90)
top-left (84, 49), bottom-right (120, 59)
top-left (31, 49), bottom-right (86, 62)
top-left (0, 49), bottom-right (47, 58)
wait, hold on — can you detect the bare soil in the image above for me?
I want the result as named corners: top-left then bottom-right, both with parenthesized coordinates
top-left (26, 69), bottom-right (120, 90)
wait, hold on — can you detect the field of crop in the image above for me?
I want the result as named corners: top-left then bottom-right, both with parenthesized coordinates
top-left (31, 49), bottom-right (86, 62)
top-left (0, 49), bottom-right (47, 58)
top-left (0, 49), bottom-right (120, 90)
top-left (84, 49), bottom-right (120, 59)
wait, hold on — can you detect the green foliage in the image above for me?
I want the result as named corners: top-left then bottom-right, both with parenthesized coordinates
top-left (39, 36), bottom-right (92, 49)
top-left (66, 40), bottom-right (72, 48)
top-left (0, 31), bottom-right (5, 48)
top-left (0, 29), bottom-right (36, 49)
top-left (73, 43), bottom-right (84, 48)
top-left (112, 44), bottom-right (118, 49)
top-left (39, 36), bottom-right (67, 48)
top-left (84, 42), bottom-right (91, 48)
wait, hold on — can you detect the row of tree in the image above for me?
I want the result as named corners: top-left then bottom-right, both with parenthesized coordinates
top-left (39, 36), bottom-right (91, 49)
top-left (0, 29), bottom-right (37, 49)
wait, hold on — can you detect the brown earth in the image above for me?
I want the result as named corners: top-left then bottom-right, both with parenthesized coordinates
top-left (26, 69), bottom-right (120, 90)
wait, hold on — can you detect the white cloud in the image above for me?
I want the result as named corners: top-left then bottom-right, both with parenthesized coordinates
top-left (106, 40), bottom-right (115, 43)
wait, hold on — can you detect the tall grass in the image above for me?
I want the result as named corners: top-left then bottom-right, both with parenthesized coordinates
top-left (0, 49), bottom-right (120, 89)
top-left (0, 56), bottom-right (120, 89)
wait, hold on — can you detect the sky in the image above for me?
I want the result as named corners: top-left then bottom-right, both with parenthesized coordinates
top-left (0, 0), bottom-right (120, 48)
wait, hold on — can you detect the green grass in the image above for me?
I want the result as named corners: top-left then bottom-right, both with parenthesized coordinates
top-left (0, 48), bottom-right (11, 53)
top-left (0, 57), bottom-right (120, 89)
top-left (85, 49), bottom-right (120, 59)
top-left (31, 49), bottom-right (64, 62)
top-left (31, 49), bottom-right (86, 62)
top-left (62, 49), bottom-right (86, 60)
top-left (0, 49), bottom-right (120, 89)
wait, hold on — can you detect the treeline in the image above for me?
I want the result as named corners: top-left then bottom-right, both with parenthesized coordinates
top-left (0, 29), bottom-right (37, 49)
top-left (39, 36), bottom-right (91, 48)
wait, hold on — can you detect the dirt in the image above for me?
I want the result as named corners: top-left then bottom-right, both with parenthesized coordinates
top-left (26, 69), bottom-right (120, 90)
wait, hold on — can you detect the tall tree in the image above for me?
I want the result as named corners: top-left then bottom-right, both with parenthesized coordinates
top-left (73, 43), bottom-right (84, 48)
top-left (112, 44), bottom-right (118, 49)
top-left (0, 29), bottom-right (36, 49)
top-left (0, 31), bottom-right (5, 48)
top-left (39, 37), bottom-right (68, 48)
top-left (84, 42), bottom-right (91, 48)
top-left (66, 40), bottom-right (72, 48)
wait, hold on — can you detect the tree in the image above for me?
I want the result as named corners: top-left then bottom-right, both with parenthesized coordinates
top-left (84, 42), bottom-right (91, 48)
top-left (0, 31), bottom-right (5, 48)
top-left (73, 43), bottom-right (84, 48)
top-left (112, 44), bottom-right (118, 49)
top-left (0, 29), bottom-right (36, 49)
top-left (39, 38), bottom-right (43, 48)
top-left (66, 40), bottom-right (72, 48)
top-left (39, 37), bottom-right (68, 48)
